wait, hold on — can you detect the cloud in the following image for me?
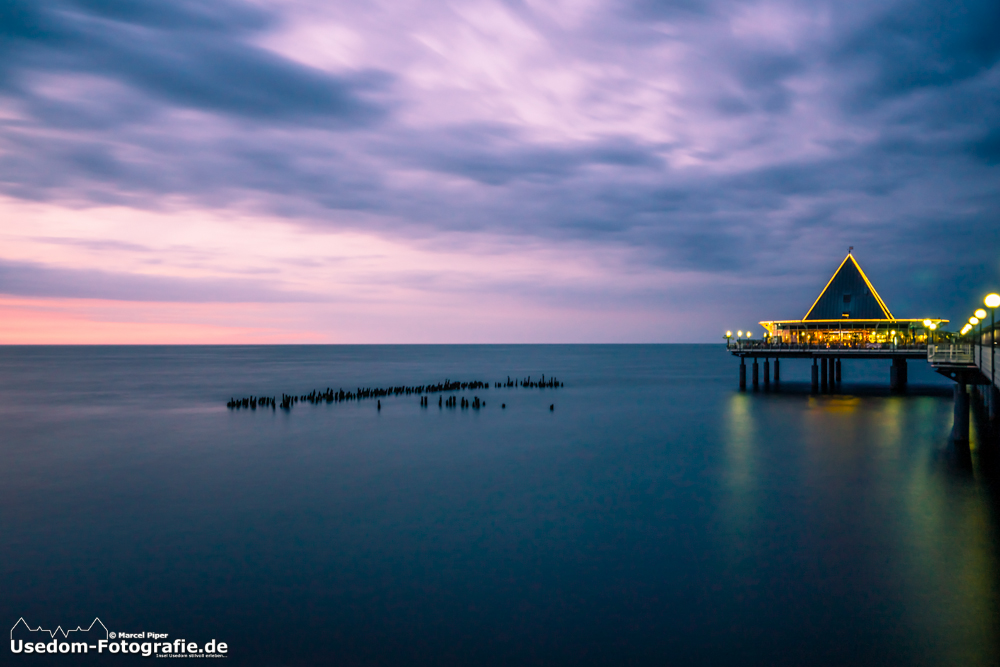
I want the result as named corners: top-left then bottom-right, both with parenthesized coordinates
top-left (835, 0), bottom-right (1000, 108)
top-left (0, 0), bottom-right (392, 125)
top-left (0, 0), bottom-right (998, 338)
top-left (0, 258), bottom-right (323, 303)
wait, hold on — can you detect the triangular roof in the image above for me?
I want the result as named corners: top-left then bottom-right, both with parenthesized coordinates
top-left (803, 253), bottom-right (894, 320)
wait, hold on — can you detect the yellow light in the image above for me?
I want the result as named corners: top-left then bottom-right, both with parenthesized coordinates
top-left (890, 330), bottom-right (895, 335)
top-left (986, 293), bottom-right (1000, 308)
top-left (970, 317), bottom-right (979, 325)
top-left (922, 319), bottom-right (932, 327)
top-left (726, 331), bottom-right (732, 337)
top-left (975, 308), bottom-right (987, 319)
top-left (747, 332), bottom-right (752, 338)
top-left (961, 324), bottom-right (971, 334)
top-left (929, 323), bottom-right (937, 330)
top-left (737, 330), bottom-right (743, 337)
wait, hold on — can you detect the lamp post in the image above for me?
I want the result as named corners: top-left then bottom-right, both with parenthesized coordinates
top-left (975, 308), bottom-right (987, 368)
top-left (725, 331), bottom-right (732, 349)
top-left (986, 294), bottom-right (1000, 399)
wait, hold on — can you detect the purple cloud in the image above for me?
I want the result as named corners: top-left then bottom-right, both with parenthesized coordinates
top-left (0, 0), bottom-right (998, 339)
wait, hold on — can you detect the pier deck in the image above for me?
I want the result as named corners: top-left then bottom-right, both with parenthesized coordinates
top-left (727, 342), bottom-right (929, 360)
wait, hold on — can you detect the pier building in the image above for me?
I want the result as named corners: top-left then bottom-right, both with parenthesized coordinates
top-left (758, 252), bottom-right (944, 346)
top-left (729, 253), bottom-right (1000, 447)
top-left (728, 251), bottom-right (949, 393)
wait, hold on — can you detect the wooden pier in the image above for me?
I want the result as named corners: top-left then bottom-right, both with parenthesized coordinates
top-left (727, 340), bottom-right (929, 391)
top-left (729, 251), bottom-right (1000, 444)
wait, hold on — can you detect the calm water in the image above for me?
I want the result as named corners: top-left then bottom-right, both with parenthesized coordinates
top-left (2, 345), bottom-right (998, 666)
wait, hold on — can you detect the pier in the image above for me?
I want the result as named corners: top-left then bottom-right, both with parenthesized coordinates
top-left (728, 340), bottom-right (928, 392)
top-left (729, 251), bottom-right (1000, 443)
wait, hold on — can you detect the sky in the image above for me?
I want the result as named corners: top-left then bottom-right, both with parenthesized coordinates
top-left (0, 0), bottom-right (998, 343)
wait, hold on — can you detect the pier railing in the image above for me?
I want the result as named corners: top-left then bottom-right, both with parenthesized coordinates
top-left (727, 341), bottom-right (927, 352)
top-left (927, 344), bottom-right (974, 365)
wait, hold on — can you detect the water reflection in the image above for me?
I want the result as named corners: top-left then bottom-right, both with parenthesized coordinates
top-left (721, 387), bottom-right (1000, 666)
top-left (724, 392), bottom-right (756, 493)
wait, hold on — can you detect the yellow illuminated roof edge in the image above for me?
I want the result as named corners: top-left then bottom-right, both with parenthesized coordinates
top-left (849, 254), bottom-right (894, 320)
top-left (759, 318), bottom-right (948, 325)
top-left (802, 254), bottom-right (851, 320)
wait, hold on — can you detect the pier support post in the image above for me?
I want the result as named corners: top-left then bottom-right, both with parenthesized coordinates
top-left (820, 357), bottom-right (828, 392)
top-left (752, 359), bottom-right (759, 390)
top-left (953, 383), bottom-right (969, 443)
top-left (739, 357), bottom-right (746, 391)
top-left (835, 358), bottom-right (842, 385)
top-left (890, 358), bottom-right (907, 392)
top-left (774, 358), bottom-right (780, 383)
top-left (763, 358), bottom-right (770, 390)
top-left (811, 358), bottom-right (819, 393)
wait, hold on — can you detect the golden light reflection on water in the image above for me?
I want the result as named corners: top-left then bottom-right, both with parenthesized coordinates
top-left (872, 397), bottom-right (903, 446)
top-left (722, 392), bottom-right (759, 536)
top-left (811, 395), bottom-right (861, 414)
top-left (895, 404), bottom-right (998, 664)
top-left (721, 389), bottom-right (998, 664)
top-left (724, 392), bottom-right (756, 493)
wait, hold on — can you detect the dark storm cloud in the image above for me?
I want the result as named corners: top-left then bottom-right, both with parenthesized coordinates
top-left (382, 125), bottom-right (665, 185)
top-left (0, 0), bottom-right (390, 124)
top-left (968, 128), bottom-right (1000, 164)
top-left (835, 0), bottom-right (1000, 108)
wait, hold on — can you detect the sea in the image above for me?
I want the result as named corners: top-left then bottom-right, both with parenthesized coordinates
top-left (1, 345), bottom-right (998, 666)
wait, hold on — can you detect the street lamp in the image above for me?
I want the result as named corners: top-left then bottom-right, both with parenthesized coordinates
top-left (725, 331), bottom-right (732, 349)
top-left (975, 308), bottom-right (988, 366)
top-left (986, 293), bottom-right (1000, 393)
top-left (928, 322), bottom-right (937, 345)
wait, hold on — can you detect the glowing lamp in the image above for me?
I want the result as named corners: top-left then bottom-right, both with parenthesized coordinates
top-left (975, 308), bottom-right (987, 319)
top-left (726, 331), bottom-right (732, 338)
top-left (929, 323), bottom-right (937, 330)
top-left (737, 330), bottom-right (743, 337)
top-left (986, 294), bottom-right (1000, 308)
top-left (970, 317), bottom-right (979, 325)
top-left (922, 319), bottom-right (932, 327)
top-left (746, 332), bottom-right (752, 338)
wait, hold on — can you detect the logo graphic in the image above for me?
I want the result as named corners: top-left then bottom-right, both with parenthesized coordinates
top-left (11, 617), bottom-right (108, 641)
top-left (11, 617), bottom-right (228, 658)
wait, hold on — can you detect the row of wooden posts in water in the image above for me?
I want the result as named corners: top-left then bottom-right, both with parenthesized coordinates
top-left (227, 375), bottom-right (564, 411)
